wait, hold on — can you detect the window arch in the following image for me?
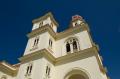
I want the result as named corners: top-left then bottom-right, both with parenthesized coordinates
top-left (66, 42), bottom-right (71, 53)
top-left (65, 37), bottom-right (80, 53)
top-left (64, 68), bottom-right (90, 79)
top-left (33, 37), bottom-right (39, 47)
top-left (73, 39), bottom-right (77, 50)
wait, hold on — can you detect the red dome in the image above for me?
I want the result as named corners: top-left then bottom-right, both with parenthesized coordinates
top-left (72, 15), bottom-right (83, 21)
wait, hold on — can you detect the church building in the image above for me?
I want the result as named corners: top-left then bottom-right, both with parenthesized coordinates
top-left (0, 12), bottom-right (109, 79)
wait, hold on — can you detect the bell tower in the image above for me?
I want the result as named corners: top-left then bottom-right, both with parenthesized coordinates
top-left (23, 12), bottom-right (59, 55)
top-left (70, 15), bottom-right (85, 28)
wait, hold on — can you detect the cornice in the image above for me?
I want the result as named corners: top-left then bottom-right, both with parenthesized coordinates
top-left (19, 45), bottom-right (107, 75)
top-left (32, 12), bottom-right (59, 27)
top-left (0, 52), bottom-right (108, 77)
top-left (12, 63), bottom-right (21, 68)
top-left (55, 47), bottom-right (96, 65)
top-left (92, 45), bottom-right (108, 74)
top-left (56, 23), bottom-right (89, 40)
top-left (27, 23), bottom-right (89, 41)
top-left (19, 49), bottom-right (56, 64)
top-left (20, 46), bottom-right (100, 65)
top-left (19, 47), bottom-right (95, 65)
top-left (27, 24), bottom-right (56, 39)
top-left (0, 62), bottom-right (18, 77)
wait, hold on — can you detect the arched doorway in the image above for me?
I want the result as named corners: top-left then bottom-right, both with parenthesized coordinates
top-left (69, 74), bottom-right (86, 79)
top-left (64, 69), bottom-right (89, 79)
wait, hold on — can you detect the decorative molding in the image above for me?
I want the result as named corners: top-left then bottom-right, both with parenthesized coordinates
top-left (19, 49), bottom-right (55, 64)
top-left (27, 23), bottom-right (89, 41)
top-left (19, 45), bottom-right (106, 75)
top-left (0, 62), bottom-right (18, 77)
top-left (55, 47), bottom-right (95, 65)
top-left (0, 43), bottom-right (107, 77)
top-left (64, 68), bottom-right (90, 79)
top-left (56, 23), bottom-right (89, 40)
top-left (27, 24), bottom-right (56, 39)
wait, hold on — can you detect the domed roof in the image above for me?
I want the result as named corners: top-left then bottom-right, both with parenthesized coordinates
top-left (72, 15), bottom-right (83, 21)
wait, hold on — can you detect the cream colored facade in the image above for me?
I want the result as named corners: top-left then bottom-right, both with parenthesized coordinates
top-left (0, 12), bottom-right (109, 79)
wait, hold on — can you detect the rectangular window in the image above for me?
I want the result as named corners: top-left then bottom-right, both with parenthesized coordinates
top-left (46, 66), bottom-right (51, 76)
top-left (33, 37), bottom-right (39, 47)
top-left (26, 63), bottom-right (33, 76)
top-left (46, 66), bottom-right (48, 74)
top-left (49, 39), bottom-right (52, 48)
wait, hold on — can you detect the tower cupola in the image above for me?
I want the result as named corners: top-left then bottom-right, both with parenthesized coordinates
top-left (32, 12), bottom-right (59, 33)
top-left (70, 15), bottom-right (85, 28)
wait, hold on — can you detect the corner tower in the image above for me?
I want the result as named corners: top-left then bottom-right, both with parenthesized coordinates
top-left (24, 12), bottom-right (58, 56)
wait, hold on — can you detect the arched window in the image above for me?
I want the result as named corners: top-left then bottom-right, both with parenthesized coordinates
top-left (33, 37), bottom-right (39, 47)
top-left (26, 66), bottom-right (30, 74)
top-left (64, 69), bottom-right (90, 79)
top-left (29, 65), bottom-right (33, 74)
top-left (73, 39), bottom-right (77, 50)
top-left (66, 42), bottom-right (71, 52)
top-left (65, 37), bottom-right (79, 53)
top-left (75, 22), bottom-right (78, 26)
top-left (33, 39), bottom-right (37, 46)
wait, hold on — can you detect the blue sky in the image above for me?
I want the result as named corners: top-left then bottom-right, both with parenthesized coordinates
top-left (0, 0), bottom-right (120, 79)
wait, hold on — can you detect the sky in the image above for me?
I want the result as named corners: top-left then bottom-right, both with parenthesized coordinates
top-left (0, 0), bottom-right (120, 79)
